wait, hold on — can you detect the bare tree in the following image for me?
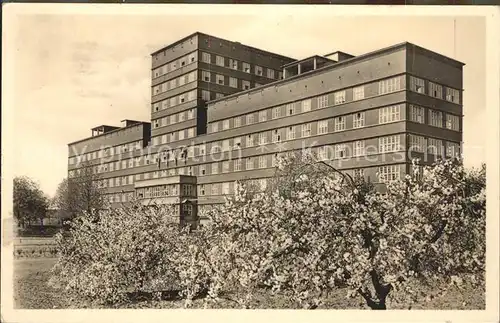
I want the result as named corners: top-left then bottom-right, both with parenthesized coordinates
top-left (54, 162), bottom-right (108, 222)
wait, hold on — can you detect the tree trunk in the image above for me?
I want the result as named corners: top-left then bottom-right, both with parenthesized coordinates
top-left (357, 270), bottom-right (392, 310)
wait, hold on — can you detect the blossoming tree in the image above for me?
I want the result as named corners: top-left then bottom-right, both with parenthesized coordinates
top-left (182, 153), bottom-right (485, 309)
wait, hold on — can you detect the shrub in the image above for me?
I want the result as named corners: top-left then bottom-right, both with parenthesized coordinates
top-left (49, 202), bottom-right (185, 305)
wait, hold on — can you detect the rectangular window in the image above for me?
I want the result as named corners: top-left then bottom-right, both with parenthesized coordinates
top-left (259, 110), bottom-right (267, 122)
top-left (255, 65), bottom-right (263, 76)
top-left (427, 138), bottom-right (444, 156)
top-left (429, 109), bottom-right (443, 128)
top-left (272, 129), bottom-right (281, 143)
top-left (222, 161), bottom-right (230, 173)
top-left (272, 106), bottom-right (282, 119)
top-left (302, 99), bottom-right (311, 112)
top-left (216, 74), bottom-right (224, 85)
top-left (211, 122), bottom-right (219, 133)
top-left (317, 120), bottom-right (329, 135)
top-left (379, 105), bottom-right (401, 124)
top-left (187, 128), bottom-right (195, 138)
top-left (446, 114), bottom-right (460, 131)
top-left (379, 135), bottom-right (401, 153)
top-left (286, 126), bottom-right (296, 141)
top-left (222, 119), bottom-right (230, 130)
top-left (242, 80), bottom-right (250, 90)
top-left (187, 109), bottom-right (195, 119)
top-left (353, 112), bottom-right (365, 128)
top-left (234, 116), bottom-right (241, 128)
top-left (409, 105), bottom-right (425, 124)
top-left (409, 134), bottom-right (426, 153)
top-left (317, 146), bottom-right (329, 161)
top-left (202, 90), bottom-right (211, 101)
top-left (317, 95), bottom-right (329, 108)
top-left (229, 77), bottom-right (238, 88)
top-left (410, 76), bottom-right (425, 94)
top-left (211, 183), bottom-right (220, 196)
top-left (199, 165), bottom-right (206, 176)
top-left (202, 52), bottom-right (211, 63)
top-left (202, 71), bottom-right (211, 82)
top-left (229, 59), bottom-right (238, 70)
top-left (334, 144), bottom-right (348, 159)
top-left (446, 142), bottom-right (461, 158)
top-left (233, 137), bottom-right (241, 149)
top-left (216, 55), bottom-right (224, 66)
top-left (178, 111), bottom-right (185, 122)
top-left (267, 69), bottom-right (275, 79)
top-left (246, 157), bottom-right (254, 170)
top-left (246, 134), bottom-right (254, 147)
top-left (198, 144), bottom-right (206, 156)
top-left (334, 116), bottom-right (346, 132)
top-left (211, 163), bottom-right (219, 175)
top-left (243, 62), bottom-right (251, 73)
top-left (429, 82), bottom-right (443, 99)
top-left (301, 123), bottom-right (312, 137)
top-left (353, 140), bottom-right (365, 157)
top-left (259, 132), bottom-right (268, 145)
top-left (222, 139), bottom-right (230, 152)
top-left (334, 90), bottom-right (346, 105)
top-left (246, 114), bottom-right (254, 125)
top-left (286, 103), bottom-right (295, 116)
top-left (378, 165), bottom-right (400, 183)
top-left (215, 93), bottom-right (224, 100)
top-left (178, 130), bottom-right (185, 141)
top-left (234, 159), bottom-right (242, 171)
top-left (259, 155), bottom-right (267, 168)
top-left (379, 76), bottom-right (402, 94)
top-left (353, 86), bottom-right (365, 101)
top-left (222, 182), bottom-right (230, 195)
top-left (188, 71), bottom-right (196, 83)
top-left (178, 75), bottom-right (186, 86)
top-left (446, 87), bottom-right (460, 104)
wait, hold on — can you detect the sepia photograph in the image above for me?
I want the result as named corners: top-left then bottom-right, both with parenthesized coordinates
top-left (1, 3), bottom-right (499, 322)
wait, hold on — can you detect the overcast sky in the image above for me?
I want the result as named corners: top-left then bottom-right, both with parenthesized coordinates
top-left (4, 6), bottom-right (486, 197)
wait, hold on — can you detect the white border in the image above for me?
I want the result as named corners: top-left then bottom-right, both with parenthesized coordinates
top-left (2, 4), bottom-right (499, 323)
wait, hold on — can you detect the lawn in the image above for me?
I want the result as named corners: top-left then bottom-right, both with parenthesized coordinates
top-left (13, 257), bottom-right (485, 309)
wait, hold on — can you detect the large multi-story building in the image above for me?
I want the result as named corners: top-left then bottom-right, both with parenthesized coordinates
top-left (68, 32), bottom-right (464, 225)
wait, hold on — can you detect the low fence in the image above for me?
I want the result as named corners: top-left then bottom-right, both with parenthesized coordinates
top-left (14, 237), bottom-right (58, 258)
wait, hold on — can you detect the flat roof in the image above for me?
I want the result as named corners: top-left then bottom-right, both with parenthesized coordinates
top-left (68, 121), bottom-right (150, 146)
top-left (206, 41), bottom-right (465, 106)
top-left (150, 31), bottom-right (296, 62)
top-left (282, 55), bottom-right (335, 68)
top-left (90, 124), bottom-right (119, 131)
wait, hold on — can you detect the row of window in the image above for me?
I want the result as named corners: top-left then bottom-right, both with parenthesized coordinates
top-left (152, 90), bottom-right (197, 113)
top-left (68, 140), bottom-right (143, 165)
top-left (152, 52), bottom-right (197, 79)
top-left (207, 75), bottom-right (461, 134)
top-left (207, 76), bottom-right (404, 134)
top-left (152, 71), bottom-right (197, 96)
top-left (70, 135), bottom-right (460, 180)
top-left (135, 184), bottom-right (195, 198)
top-left (200, 51), bottom-right (282, 80)
top-left (409, 105), bottom-right (460, 130)
top-left (152, 109), bottom-right (196, 129)
top-left (105, 163), bottom-right (397, 204)
top-left (409, 76), bottom-right (460, 104)
top-left (200, 69), bottom-right (262, 90)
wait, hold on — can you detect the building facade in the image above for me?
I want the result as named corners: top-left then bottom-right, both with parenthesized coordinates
top-left (68, 32), bottom-right (464, 225)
